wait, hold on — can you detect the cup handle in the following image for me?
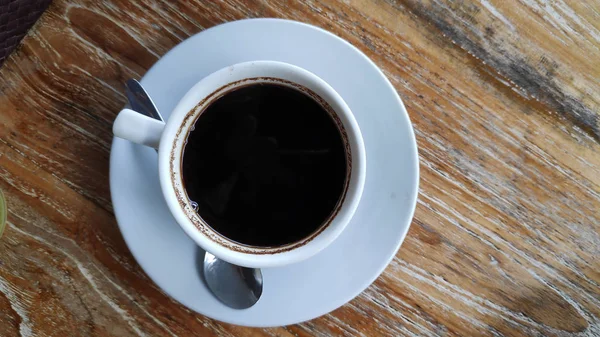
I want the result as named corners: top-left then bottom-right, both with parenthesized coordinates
top-left (113, 108), bottom-right (165, 149)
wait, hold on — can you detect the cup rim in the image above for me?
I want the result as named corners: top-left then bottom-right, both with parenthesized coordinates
top-left (158, 61), bottom-right (366, 268)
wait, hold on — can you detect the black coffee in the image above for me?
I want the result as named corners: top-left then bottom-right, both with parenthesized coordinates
top-left (181, 83), bottom-right (347, 247)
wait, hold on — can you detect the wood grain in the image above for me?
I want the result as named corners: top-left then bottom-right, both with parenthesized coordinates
top-left (1, 0), bottom-right (599, 336)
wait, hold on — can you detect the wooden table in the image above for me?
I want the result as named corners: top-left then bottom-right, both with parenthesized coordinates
top-left (1, 0), bottom-right (599, 336)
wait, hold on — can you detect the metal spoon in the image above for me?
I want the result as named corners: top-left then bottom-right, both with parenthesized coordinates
top-left (124, 79), bottom-right (263, 309)
top-left (125, 79), bottom-right (163, 121)
top-left (203, 252), bottom-right (263, 309)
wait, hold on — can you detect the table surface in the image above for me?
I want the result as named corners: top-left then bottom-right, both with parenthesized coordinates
top-left (1, 0), bottom-right (599, 336)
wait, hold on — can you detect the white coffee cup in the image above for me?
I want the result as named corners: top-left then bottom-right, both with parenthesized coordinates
top-left (113, 61), bottom-right (366, 268)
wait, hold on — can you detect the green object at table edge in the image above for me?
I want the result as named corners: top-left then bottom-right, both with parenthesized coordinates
top-left (0, 189), bottom-right (6, 238)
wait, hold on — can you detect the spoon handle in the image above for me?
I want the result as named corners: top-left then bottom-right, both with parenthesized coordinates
top-left (125, 79), bottom-right (164, 122)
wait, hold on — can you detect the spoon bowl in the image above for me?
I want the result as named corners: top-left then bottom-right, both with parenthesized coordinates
top-left (203, 252), bottom-right (263, 309)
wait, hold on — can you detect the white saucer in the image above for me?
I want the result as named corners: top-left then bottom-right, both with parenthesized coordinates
top-left (110, 19), bottom-right (418, 327)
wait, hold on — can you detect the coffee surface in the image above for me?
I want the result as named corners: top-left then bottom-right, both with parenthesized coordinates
top-left (182, 83), bottom-right (347, 247)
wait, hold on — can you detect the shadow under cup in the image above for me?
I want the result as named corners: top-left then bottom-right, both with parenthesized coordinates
top-left (173, 78), bottom-right (353, 254)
